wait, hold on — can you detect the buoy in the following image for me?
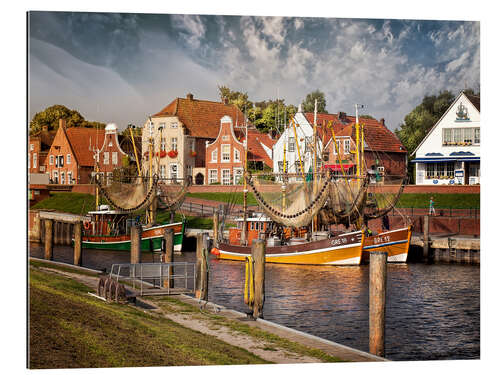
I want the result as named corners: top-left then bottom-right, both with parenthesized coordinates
top-left (211, 248), bottom-right (220, 256)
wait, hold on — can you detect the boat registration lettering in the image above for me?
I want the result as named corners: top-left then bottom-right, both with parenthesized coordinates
top-left (331, 237), bottom-right (348, 246)
top-left (374, 235), bottom-right (391, 244)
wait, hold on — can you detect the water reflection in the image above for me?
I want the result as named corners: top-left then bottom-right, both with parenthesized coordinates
top-left (29, 243), bottom-right (479, 361)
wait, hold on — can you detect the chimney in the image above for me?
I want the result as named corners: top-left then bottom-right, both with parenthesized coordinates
top-left (186, 93), bottom-right (194, 100)
top-left (59, 118), bottom-right (66, 129)
top-left (380, 118), bottom-right (385, 127)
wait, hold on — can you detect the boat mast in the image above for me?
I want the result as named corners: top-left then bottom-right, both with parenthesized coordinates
top-left (147, 117), bottom-right (154, 225)
top-left (129, 125), bottom-right (142, 178)
top-left (312, 99), bottom-right (318, 233)
top-left (282, 120), bottom-right (287, 211)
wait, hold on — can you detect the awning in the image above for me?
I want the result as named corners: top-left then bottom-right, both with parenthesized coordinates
top-left (323, 164), bottom-right (355, 171)
top-left (411, 157), bottom-right (480, 163)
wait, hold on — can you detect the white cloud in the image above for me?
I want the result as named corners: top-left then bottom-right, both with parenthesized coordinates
top-left (171, 14), bottom-right (206, 49)
top-left (446, 51), bottom-right (470, 72)
top-left (294, 18), bottom-right (304, 30)
top-left (260, 16), bottom-right (286, 44)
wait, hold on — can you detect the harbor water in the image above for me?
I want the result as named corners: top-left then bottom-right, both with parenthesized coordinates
top-left (29, 243), bottom-right (480, 361)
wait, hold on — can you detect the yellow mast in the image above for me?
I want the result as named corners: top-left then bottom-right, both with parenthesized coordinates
top-left (291, 118), bottom-right (306, 182)
top-left (282, 122), bottom-right (287, 211)
top-left (241, 115), bottom-right (249, 245)
top-left (147, 118), bottom-right (154, 224)
top-left (312, 100), bottom-right (318, 233)
top-left (129, 125), bottom-right (142, 178)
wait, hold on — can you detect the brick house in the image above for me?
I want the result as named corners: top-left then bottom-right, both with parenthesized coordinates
top-left (142, 93), bottom-right (246, 185)
top-left (44, 119), bottom-right (130, 184)
top-left (28, 127), bottom-right (56, 175)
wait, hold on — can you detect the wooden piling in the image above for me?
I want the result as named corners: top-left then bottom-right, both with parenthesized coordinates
top-left (44, 219), bottom-right (53, 260)
top-left (251, 239), bottom-right (266, 319)
top-left (163, 228), bottom-right (174, 288)
top-left (213, 211), bottom-right (219, 245)
top-left (369, 251), bottom-right (387, 357)
top-left (130, 225), bottom-right (142, 264)
top-left (73, 221), bottom-right (82, 266)
top-left (423, 215), bottom-right (430, 261)
top-left (195, 233), bottom-right (209, 300)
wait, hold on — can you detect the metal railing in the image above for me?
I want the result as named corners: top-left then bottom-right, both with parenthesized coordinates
top-left (109, 262), bottom-right (196, 296)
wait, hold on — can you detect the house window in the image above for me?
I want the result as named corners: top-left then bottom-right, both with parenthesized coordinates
top-left (160, 165), bottom-right (166, 179)
top-left (294, 160), bottom-right (302, 172)
top-left (344, 139), bottom-right (350, 153)
top-left (474, 128), bottom-right (480, 144)
top-left (277, 161), bottom-right (289, 173)
top-left (50, 155), bottom-right (54, 165)
top-left (211, 149), bottom-right (218, 162)
top-left (171, 137), bottom-right (178, 151)
top-left (288, 137), bottom-right (295, 152)
top-left (453, 128), bottom-right (463, 143)
top-left (191, 140), bottom-right (196, 152)
top-left (33, 153), bottom-right (37, 169)
top-left (59, 155), bottom-right (64, 167)
top-left (234, 148), bottom-right (241, 162)
top-left (222, 145), bottom-right (230, 162)
top-left (234, 168), bottom-right (243, 184)
top-left (305, 136), bottom-right (313, 152)
top-left (66, 154), bottom-right (71, 164)
top-left (170, 163), bottom-right (178, 182)
top-left (463, 128), bottom-right (473, 144)
top-left (171, 122), bottom-right (178, 129)
top-left (107, 172), bottom-right (113, 185)
top-left (209, 169), bottom-right (218, 184)
top-left (445, 162), bottom-right (455, 177)
top-left (112, 152), bottom-right (118, 165)
top-left (425, 163), bottom-right (435, 178)
top-left (30, 144), bottom-right (34, 151)
top-left (61, 172), bottom-right (65, 185)
top-left (55, 155), bottom-right (58, 167)
top-left (469, 162), bottom-right (480, 177)
top-left (103, 152), bottom-right (109, 165)
top-left (53, 171), bottom-right (58, 184)
top-left (68, 172), bottom-right (73, 184)
top-left (159, 122), bottom-right (166, 130)
top-left (40, 166), bottom-right (45, 172)
top-left (161, 138), bottom-right (166, 151)
top-left (443, 128), bottom-right (452, 145)
top-left (95, 152), bottom-right (99, 162)
top-left (186, 165), bottom-right (192, 177)
top-left (222, 169), bottom-right (231, 185)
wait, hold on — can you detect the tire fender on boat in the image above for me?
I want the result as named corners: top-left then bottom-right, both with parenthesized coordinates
top-left (211, 248), bottom-right (220, 256)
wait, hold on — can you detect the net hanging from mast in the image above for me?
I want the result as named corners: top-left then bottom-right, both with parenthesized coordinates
top-left (156, 177), bottom-right (192, 211)
top-left (96, 175), bottom-right (158, 213)
top-left (246, 172), bottom-right (331, 228)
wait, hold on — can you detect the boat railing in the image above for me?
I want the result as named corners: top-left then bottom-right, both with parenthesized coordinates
top-left (109, 262), bottom-right (196, 296)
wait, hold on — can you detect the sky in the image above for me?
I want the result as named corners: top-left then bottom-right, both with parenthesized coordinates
top-left (28, 11), bottom-right (480, 132)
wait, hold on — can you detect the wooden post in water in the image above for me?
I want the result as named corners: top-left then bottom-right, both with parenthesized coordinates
top-left (369, 251), bottom-right (387, 357)
top-left (73, 221), bottom-right (82, 266)
top-left (44, 219), bottom-right (53, 260)
top-left (213, 211), bottom-right (219, 246)
top-left (195, 233), bottom-right (209, 300)
top-left (163, 228), bottom-right (174, 288)
top-left (252, 239), bottom-right (266, 319)
top-left (423, 215), bottom-right (430, 261)
top-left (130, 225), bottom-right (142, 264)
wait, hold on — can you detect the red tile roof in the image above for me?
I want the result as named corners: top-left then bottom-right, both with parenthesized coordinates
top-left (303, 112), bottom-right (406, 153)
top-left (65, 127), bottom-right (105, 167)
top-left (152, 95), bottom-right (247, 139)
top-left (30, 130), bottom-right (57, 151)
top-left (245, 130), bottom-right (274, 168)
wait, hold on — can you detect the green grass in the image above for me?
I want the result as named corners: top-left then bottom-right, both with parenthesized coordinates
top-left (396, 193), bottom-right (480, 209)
top-left (29, 266), bottom-right (269, 369)
top-left (31, 192), bottom-right (100, 215)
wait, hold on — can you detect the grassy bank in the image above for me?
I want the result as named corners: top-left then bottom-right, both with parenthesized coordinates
top-left (29, 263), bottom-right (268, 369)
top-left (187, 192), bottom-right (259, 206)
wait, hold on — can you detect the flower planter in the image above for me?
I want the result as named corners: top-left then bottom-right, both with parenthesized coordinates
top-left (168, 150), bottom-right (178, 158)
top-left (190, 151), bottom-right (197, 157)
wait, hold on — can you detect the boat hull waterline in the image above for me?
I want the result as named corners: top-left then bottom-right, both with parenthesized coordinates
top-left (213, 231), bottom-right (365, 266)
top-left (79, 222), bottom-right (185, 252)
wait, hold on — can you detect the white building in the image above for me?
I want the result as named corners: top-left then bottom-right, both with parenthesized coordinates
top-left (272, 107), bottom-right (321, 181)
top-left (412, 91), bottom-right (480, 185)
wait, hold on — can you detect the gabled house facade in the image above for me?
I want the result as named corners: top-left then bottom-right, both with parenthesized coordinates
top-left (205, 116), bottom-right (246, 185)
top-left (411, 92), bottom-right (480, 185)
top-left (44, 119), bottom-right (129, 185)
top-left (142, 93), bottom-right (247, 185)
top-left (28, 127), bottom-right (56, 175)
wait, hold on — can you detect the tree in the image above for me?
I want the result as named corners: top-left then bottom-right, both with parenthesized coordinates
top-left (29, 104), bottom-right (106, 135)
top-left (301, 90), bottom-right (327, 113)
top-left (217, 85), bottom-right (253, 113)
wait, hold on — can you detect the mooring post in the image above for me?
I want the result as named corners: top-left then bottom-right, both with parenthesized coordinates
top-left (195, 233), bottom-right (209, 300)
top-left (213, 211), bottom-right (219, 246)
top-left (369, 251), bottom-right (387, 357)
top-left (252, 239), bottom-right (266, 319)
top-left (423, 215), bottom-right (430, 261)
top-left (163, 228), bottom-right (174, 288)
top-left (44, 219), bottom-right (53, 260)
top-left (130, 224), bottom-right (142, 264)
top-left (73, 221), bottom-right (82, 266)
